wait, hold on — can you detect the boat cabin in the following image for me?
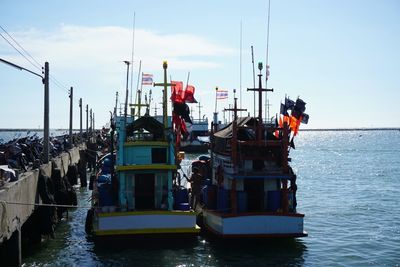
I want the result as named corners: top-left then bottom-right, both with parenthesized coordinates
top-left (115, 115), bottom-right (176, 211)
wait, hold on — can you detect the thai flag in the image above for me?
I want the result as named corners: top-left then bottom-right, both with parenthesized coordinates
top-left (142, 73), bottom-right (153, 85)
top-left (216, 90), bottom-right (228, 99)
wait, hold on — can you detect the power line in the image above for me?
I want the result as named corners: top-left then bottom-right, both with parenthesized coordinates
top-left (0, 25), bottom-right (43, 70)
top-left (0, 26), bottom-right (95, 120)
top-left (49, 74), bottom-right (69, 93)
top-left (0, 28), bottom-right (42, 72)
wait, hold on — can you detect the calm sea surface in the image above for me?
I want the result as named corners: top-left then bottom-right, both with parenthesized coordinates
top-left (5, 130), bottom-right (400, 266)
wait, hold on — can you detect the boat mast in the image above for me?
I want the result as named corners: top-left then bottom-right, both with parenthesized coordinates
top-left (154, 61), bottom-right (174, 135)
top-left (129, 12), bottom-right (136, 106)
top-left (114, 91), bottom-right (118, 116)
top-left (265, 0), bottom-right (271, 119)
top-left (224, 92), bottom-right (246, 166)
top-left (123, 60), bottom-right (130, 127)
top-left (247, 63), bottom-right (273, 141)
top-left (197, 102), bottom-right (202, 121)
top-left (251, 45), bottom-right (256, 117)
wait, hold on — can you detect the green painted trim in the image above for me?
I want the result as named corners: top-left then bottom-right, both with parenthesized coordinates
top-left (98, 210), bottom-right (196, 217)
top-left (94, 226), bottom-right (200, 236)
top-left (124, 141), bottom-right (168, 147)
top-left (116, 164), bottom-right (177, 171)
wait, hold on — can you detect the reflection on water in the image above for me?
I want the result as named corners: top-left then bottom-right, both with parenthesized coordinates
top-left (21, 131), bottom-right (400, 266)
top-left (23, 186), bottom-right (307, 267)
top-left (90, 235), bottom-right (307, 266)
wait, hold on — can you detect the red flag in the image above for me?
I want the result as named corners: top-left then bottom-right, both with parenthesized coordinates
top-left (184, 85), bottom-right (197, 103)
top-left (171, 81), bottom-right (184, 103)
top-left (293, 115), bottom-right (302, 136)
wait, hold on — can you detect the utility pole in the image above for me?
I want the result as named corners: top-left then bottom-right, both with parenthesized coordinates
top-left (93, 112), bottom-right (95, 132)
top-left (79, 98), bottom-right (82, 142)
top-left (0, 58), bottom-right (50, 163)
top-left (43, 62), bottom-right (49, 163)
top-left (86, 104), bottom-right (88, 137)
top-left (69, 86), bottom-right (73, 148)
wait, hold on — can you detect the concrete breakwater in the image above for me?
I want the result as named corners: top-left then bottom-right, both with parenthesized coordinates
top-left (0, 145), bottom-right (87, 266)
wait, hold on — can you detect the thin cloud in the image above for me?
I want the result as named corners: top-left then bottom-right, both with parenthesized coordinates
top-left (3, 24), bottom-right (235, 71)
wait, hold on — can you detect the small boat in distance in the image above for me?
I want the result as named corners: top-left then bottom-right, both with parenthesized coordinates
top-left (86, 62), bottom-right (199, 239)
top-left (191, 62), bottom-right (308, 238)
top-left (180, 112), bottom-right (209, 153)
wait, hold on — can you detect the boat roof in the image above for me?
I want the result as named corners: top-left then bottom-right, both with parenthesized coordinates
top-left (214, 117), bottom-right (255, 139)
top-left (126, 115), bottom-right (165, 139)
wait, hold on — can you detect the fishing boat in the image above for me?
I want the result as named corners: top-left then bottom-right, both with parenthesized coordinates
top-left (180, 115), bottom-right (209, 153)
top-left (86, 62), bottom-right (199, 239)
top-left (191, 62), bottom-right (308, 238)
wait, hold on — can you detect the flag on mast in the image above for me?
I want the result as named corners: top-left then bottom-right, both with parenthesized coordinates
top-left (216, 89), bottom-right (228, 99)
top-left (142, 73), bottom-right (153, 85)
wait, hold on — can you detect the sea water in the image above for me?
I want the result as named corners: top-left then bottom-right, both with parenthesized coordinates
top-left (7, 130), bottom-right (400, 266)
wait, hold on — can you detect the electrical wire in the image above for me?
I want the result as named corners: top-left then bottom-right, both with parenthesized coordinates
top-left (0, 25), bottom-right (43, 70)
top-left (0, 29), bottom-right (42, 73)
top-left (0, 25), bottom-right (96, 122)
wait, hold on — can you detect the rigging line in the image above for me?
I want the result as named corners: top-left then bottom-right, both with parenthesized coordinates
top-left (239, 20), bottom-right (243, 117)
top-left (265, 0), bottom-right (271, 121)
top-left (129, 12), bottom-right (136, 105)
top-left (0, 25), bottom-right (43, 70)
top-left (265, 0), bottom-right (271, 75)
top-left (0, 31), bottom-right (42, 72)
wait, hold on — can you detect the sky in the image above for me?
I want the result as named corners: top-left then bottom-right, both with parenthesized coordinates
top-left (0, 0), bottom-right (399, 129)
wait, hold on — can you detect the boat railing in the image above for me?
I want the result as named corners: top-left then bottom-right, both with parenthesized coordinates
top-left (213, 153), bottom-right (236, 174)
top-left (191, 118), bottom-right (208, 124)
top-left (126, 132), bottom-right (155, 142)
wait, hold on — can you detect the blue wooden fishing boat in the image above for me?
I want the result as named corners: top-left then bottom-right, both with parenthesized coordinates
top-left (191, 63), bottom-right (308, 238)
top-left (86, 62), bottom-right (199, 238)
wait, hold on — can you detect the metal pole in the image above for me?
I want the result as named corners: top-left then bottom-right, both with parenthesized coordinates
top-left (162, 61), bottom-right (168, 128)
top-left (79, 98), bottom-right (82, 142)
top-left (90, 108), bottom-right (92, 134)
top-left (93, 113), bottom-right (95, 132)
top-left (86, 104), bottom-right (88, 136)
top-left (114, 92), bottom-right (118, 116)
top-left (69, 86), bottom-right (73, 148)
top-left (43, 62), bottom-right (49, 163)
top-left (251, 45), bottom-right (256, 117)
top-left (123, 61), bottom-right (130, 122)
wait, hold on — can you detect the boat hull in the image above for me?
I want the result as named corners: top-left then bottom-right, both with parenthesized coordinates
top-left (202, 210), bottom-right (307, 238)
top-left (180, 144), bottom-right (209, 153)
top-left (93, 210), bottom-right (200, 237)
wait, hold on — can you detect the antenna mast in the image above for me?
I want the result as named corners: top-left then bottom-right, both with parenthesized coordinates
top-left (129, 12), bottom-right (136, 105)
top-left (251, 45), bottom-right (256, 117)
top-left (265, 0), bottom-right (271, 120)
top-left (239, 20), bottom-right (243, 117)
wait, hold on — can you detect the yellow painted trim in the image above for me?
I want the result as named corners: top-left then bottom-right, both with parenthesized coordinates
top-left (124, 141), bottom-right (168, 147)
top-left (97, 210), bottom-right (196, 217)
top-left (116, 164), bottom-right (176, 171)
top-left (95, 226), bottom-right (200, 236)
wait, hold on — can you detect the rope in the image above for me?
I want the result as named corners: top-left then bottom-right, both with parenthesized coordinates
top-left (0, 200), bottom-right (92, 209)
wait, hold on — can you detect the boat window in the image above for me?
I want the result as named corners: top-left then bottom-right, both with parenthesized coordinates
top-left (152, 148), bottom-right (167, 163)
